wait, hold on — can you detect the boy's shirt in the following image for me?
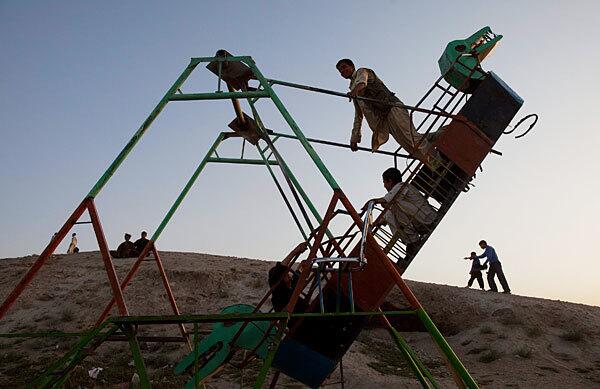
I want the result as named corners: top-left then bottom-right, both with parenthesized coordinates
top-left (470, 257), bottom-right (483, 272)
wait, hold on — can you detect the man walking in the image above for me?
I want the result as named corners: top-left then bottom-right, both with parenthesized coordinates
top-left (336, 58), bottom-right (436, 165)
top-left (477, 240), bottom-right (511, 294)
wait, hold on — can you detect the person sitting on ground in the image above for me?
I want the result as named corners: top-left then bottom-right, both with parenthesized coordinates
top-left (67, 233), bottom-right (78, 254)
top-left (113, 233), bottom-right (136, 258)
top-left (268, 242), bottom-right (309, 312)
top-left (336, 58), bottom-right (439, 166)
top-left (364, 167), bottom-right (437, 257)
top-left (477, 240), bottom-right (511, 294)
top-left (134, 231), bottom-right (150, 256)
top-left (464, 251), bottom-right (486, 290)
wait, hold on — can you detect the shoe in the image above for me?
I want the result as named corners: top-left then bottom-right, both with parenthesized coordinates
top-left (486, 289), bottom-right (498, 292)
top-left (502, 291), bottom-right (511, 294)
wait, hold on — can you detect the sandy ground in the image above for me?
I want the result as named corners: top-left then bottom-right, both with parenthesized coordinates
top-left (1, 251), bottom-right (599, 388)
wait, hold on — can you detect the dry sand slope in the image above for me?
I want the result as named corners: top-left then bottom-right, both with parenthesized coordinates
top-left (0, 251), bottom-right (599, 388)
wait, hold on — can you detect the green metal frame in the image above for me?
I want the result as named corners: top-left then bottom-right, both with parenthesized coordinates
top-left (18, 310), bottom-right (413, 388)
top-left (2, 54), bottom-right (478, 389)
top-left (27, 322), bottom-right (119, 388)
top-left (76, 54), bottom-right (346, 265)
top-left (120, 324), bottom-right (151, 388)
top-left (16, 308), bottom-right (473, 388)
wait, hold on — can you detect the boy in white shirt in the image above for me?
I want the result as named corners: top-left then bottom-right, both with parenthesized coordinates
top-left (365, 168), bottom-right (437, 257)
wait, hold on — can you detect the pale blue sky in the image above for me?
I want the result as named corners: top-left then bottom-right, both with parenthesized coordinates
top-left (1, 1), bottom-right (599, 306)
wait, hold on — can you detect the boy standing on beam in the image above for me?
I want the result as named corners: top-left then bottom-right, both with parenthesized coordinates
top-left (336, 58), bottom-right (437, 165)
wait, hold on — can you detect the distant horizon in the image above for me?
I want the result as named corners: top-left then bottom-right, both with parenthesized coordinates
top-left (2, 249), bottom-right (598, 309)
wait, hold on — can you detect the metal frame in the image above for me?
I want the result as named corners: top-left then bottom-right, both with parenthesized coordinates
top-left (0, 54), bottom-right (479, 388)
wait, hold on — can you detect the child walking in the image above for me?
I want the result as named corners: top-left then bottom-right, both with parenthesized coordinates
top-left (464, 251), bottom-right (486, 290)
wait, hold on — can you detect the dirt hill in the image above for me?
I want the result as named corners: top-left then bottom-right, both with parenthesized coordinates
top-left (1, 251), bottom-right (599, 388)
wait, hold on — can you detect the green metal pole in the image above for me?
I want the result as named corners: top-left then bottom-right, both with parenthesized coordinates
top-left (416, 308), bottom-right (478, 389)
top-left (401, 336), bottom-right (440, 389)
top-left (253, 318), bottom-right (288, 389)
top-left (245, 59), bottom-right (341, 190)
top-left (193, 323), bottom-right (199, 389)
top-left (151, 133), bottom-right (225, 241)
top-left (385, 319), bottom-right (439, 389)
top-left (30, 322), bottom-right (112, 388)
top-left (256, 146), bottom-right (310, 242)
top-left (49, 325), bottom-right (121, 389)
top-left (109, 310), bottom-right (416, 325)
top-left (387, 326), bottom-right (430, 389)
top-left (250, 102), bottom-right (334, 241)
top-left (206, 157), bottom-right (278, 165)
top-left (169, 91), bottom-right (270, 101)
top-left (122, 324), bottom-right (151, 389)
top-left (87, 60), bottom-right (199, 199)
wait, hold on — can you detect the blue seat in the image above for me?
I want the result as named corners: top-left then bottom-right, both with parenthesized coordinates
top-left (272, 338), bottom-right (336, 388)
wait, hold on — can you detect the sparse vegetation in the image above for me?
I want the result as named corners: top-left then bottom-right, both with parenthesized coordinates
top-left (538, 365), bottom-right (559, 373)
top-left (359, 335), bottom-right (443, 377)
top-left (479, 325), bottom-right (494, 334)
top-left (367, 360), bottom-right (413, 377)
top-left (1, 251), bottom-right (598, 387)
top-left (250, 277), bottom-right (264, 289)
top-left (30, 338), bottom-right (53, 350)
top-left (466, 347), bottom-right (489, 355)
top-left (478, 349), bottom-right (502, 363)
top-left (146, 353), bottom-right (170, 368)
top-left (498, 314), bottom-right (523, 326)
top-left (573, 367), bottom-right (591, 373)
top-left (33, 314), bottom-right (52, 323)
top-left (60, 307), bottom-right (74, 321)
top-left (0, 351), bottom-right (25, 364)
top-left (559, 330), bottom-right (584, 342)
top-left (515, 346), bottom-right (532, 358)
top-left (360, 338), bottom-right (413, 377)
top-left (217, 288), bottom-right (230, 298)
top-left (525, 326), bottom-right (543, 338)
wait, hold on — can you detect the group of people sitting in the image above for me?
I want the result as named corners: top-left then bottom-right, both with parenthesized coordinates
top-left (111, 231), bottom-right (150, 258)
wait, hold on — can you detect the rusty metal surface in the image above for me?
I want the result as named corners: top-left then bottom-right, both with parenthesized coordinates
top-left (227, 112), bottom-right (262, 145)
top-left (206, 49), bottom-right (254, 91)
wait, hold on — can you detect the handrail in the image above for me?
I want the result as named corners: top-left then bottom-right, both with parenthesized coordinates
top-left (359, 200), bottom-right (375, 264)
top-left (311, 199), bottom-right (374, 271)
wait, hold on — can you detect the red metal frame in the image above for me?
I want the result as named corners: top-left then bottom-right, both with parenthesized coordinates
top-left (87, 199), bottom-right (129, 316)
top-left (0, 198), bottom-right (89, 319)
top-left (95, 243), bottom-right (153, 326)
top-left (0, 197), bottom-right (186, 344)
top-left (152, 247), bottom-right (190, 348)
top-left (336, 191), bottom-right (422, 309)
top-left (284, 192), bottom-right (340, 313)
